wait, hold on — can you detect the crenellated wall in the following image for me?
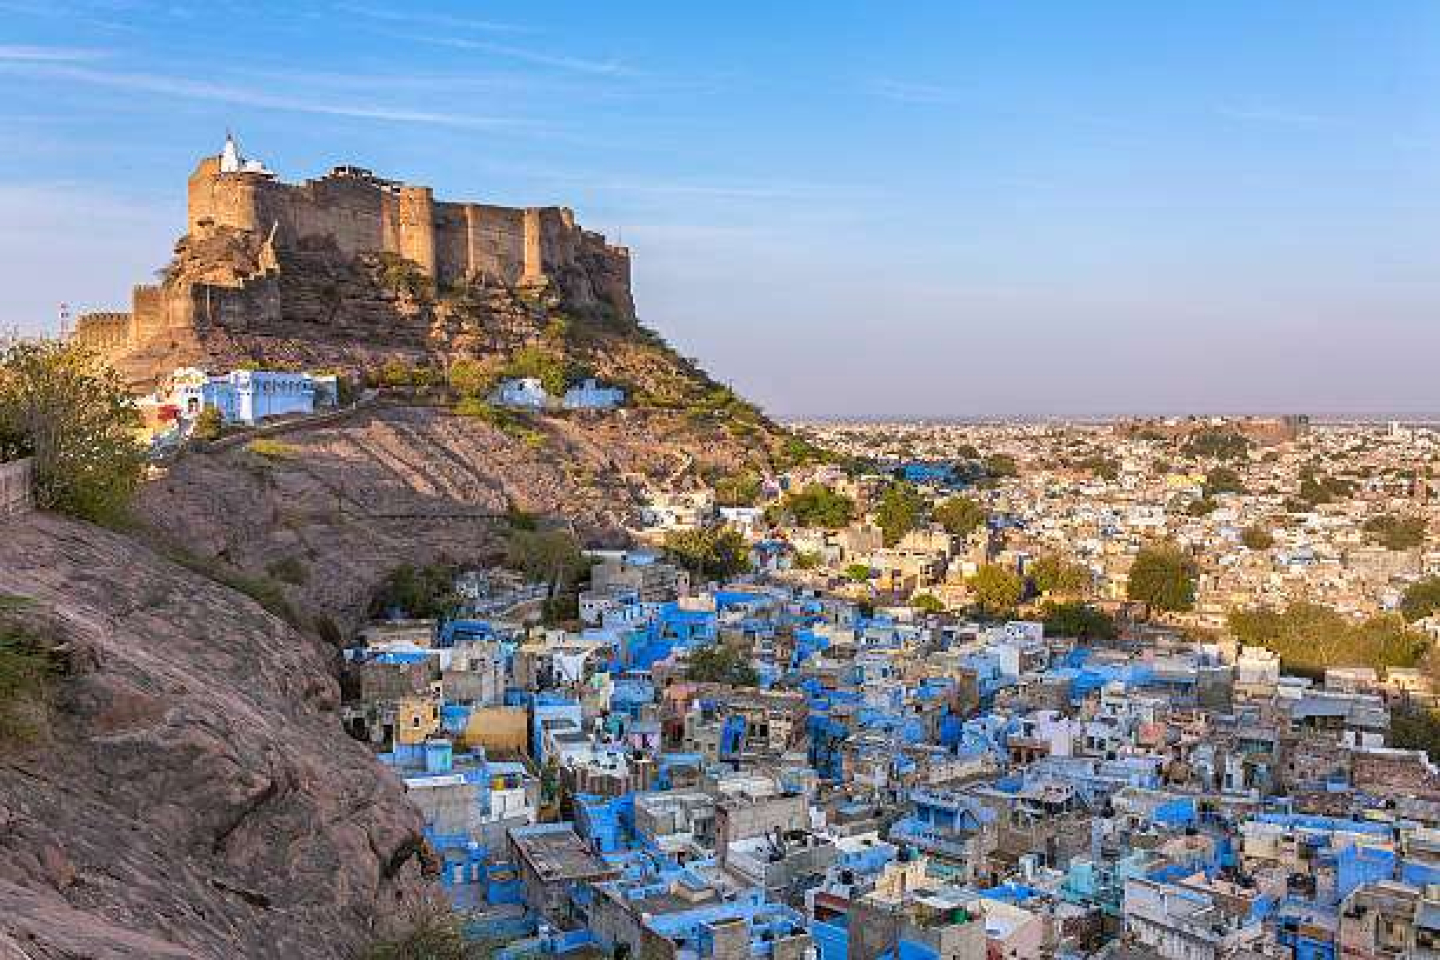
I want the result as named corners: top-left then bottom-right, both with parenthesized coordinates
top-left (186, 154), bottom-right (630, 295)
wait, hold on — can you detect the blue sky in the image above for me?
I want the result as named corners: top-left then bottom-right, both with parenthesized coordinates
top-left (4, 2), bottom-right (1440, 416)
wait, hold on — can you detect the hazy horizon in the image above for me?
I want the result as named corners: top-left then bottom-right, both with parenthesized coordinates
top-left (5, 2), bottom-right (1440, 416)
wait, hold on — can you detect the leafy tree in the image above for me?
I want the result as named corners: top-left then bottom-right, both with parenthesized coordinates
top-left (844, 563), bottom-right (873, 583)
top-left (447, 356), bottom-right (502, 400)
top-left (370, 563), bottom-right (459, 619)
top-left (505, 529), bottom-right (591, 623)
top-left (663, 527), bottom-right (750, 580)
top-left (776, 484), bottom-right (854, 529)
top-left (1363, 513), bottom-right (1427, 551)
top-left (1030, 554), bottom-right (1092, 596)
top-left (1205, 466), bottom-right (1245, 496)
top-left (1073, 454), bottom-right (1119, 481)
top-left (1181, 428), bottom-right (1250, 461)
top-left (0, 341), bottom-right (144, 524)
top-left (685, 643), bottom-right (759, 686)
top-left (1400, 577), bottom-right (1440, 623)
top-left (933, 495), bottom-right (986, 537)
top-left (1228, 602), bottom-right (1427, 675)
top-left (1390, 705), bottom-right (1440, 763)
top-left (1127, 541), bottom-right (1198, 612)
top-left (1042, 602), bottom-right (1117, 642)
top-left (1185, 497), bottom-right (1217, 517)
top-left (969, 564), bottom-right (1023, 617)
top-left (1240, 525), bottom-right (1274, 550)
top-left (874, 481), bottom-right (924, 546)
top-left (713, 470), bottom-right (763, 508)
top-left (983, 453), bottom-right (1019, 479)
top-left (505, 345), bottom-right (569, 396)
top-left (191, 406), bottom-right (224, 442)
top-left (1296, 467), bottom-right (1353, 507)
top-left (911, 593), bottom-right (945, 615)
top-left (793, 550), bottom-right (822, 570)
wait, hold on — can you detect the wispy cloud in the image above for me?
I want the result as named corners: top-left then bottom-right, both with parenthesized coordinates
top-left (335, 3), bottom-right (534, 35)
top-left (1217, 106), bottom-right (1339, 129)
top-left (0, 60), bottom-right (527, 129)
top-left (410, 33), bottom-right (637, 78)
top-left (0, 44), bottom-right (108, 62)
top-left (869, 78), bottom-right (968, 106)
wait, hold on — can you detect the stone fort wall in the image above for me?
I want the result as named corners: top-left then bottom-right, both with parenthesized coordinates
top-left (185, 156), bottom-right (628, 292)
top-left (74, 151), bottom-right (634, 366)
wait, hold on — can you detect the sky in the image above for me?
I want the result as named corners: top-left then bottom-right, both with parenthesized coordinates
top-left (4, 1), bottom-right (1440, 417)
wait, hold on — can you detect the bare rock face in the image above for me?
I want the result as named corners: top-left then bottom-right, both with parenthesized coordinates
top-left (0, 513), bottom-right (433, 960)
top-left (132, 404), bottom-right (772, 633)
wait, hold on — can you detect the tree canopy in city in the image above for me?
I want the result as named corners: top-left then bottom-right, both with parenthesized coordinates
top-left (1240, 525), bottom-right (1274, 550)
top-left (1363, 513), bottom-right (1427, 551)
top-left (969, 564), bottom-right (1023, 617)
top-left (1181, 427), bottom-right (1250, 462)
top-left (663, 527), bottom-right (751, 580)
top-left (776, 483), bottom-right (855, 529)
top-left (685, 642), bottom-right (759, 687)
top-left (874, 481), bottom-right (925, 546)
top-left (1041, 602), bottom-right (1118, 643)
top-left (0, 340), bottom-right (144, 525)
top-left (1227, 602), bottom-right (1427, 676)
top-left (1126, 541), bottom-right (1198, 612)
top-left (933, 495), bottom-right (986, 538)
top-left (1029, 554), bottom-right (1093, 597)
top-left (1204, 466), bottom-right (1245, 496)
top-left (1400, 577), bottom-right (1440, 623)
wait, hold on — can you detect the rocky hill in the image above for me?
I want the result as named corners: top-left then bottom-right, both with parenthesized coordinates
top-left (130, 399), bottom-right (794, 634)
top-left (21, 150), bottom-right (824, 957)
top-left (0, 512), bottom-right (432, 959)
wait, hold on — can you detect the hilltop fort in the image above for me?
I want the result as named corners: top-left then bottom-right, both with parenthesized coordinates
top-left (76, 136), bottom-right (635, 385)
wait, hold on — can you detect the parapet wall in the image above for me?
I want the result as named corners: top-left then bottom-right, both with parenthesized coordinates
top-left (187, 155), bottom-right (630, 292)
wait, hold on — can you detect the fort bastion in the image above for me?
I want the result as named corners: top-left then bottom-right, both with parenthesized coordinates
top-left (75, 137), bottom-right (633, 376)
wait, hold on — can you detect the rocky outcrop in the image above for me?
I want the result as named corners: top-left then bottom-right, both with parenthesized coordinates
top-left (132, 403), bottom-right (778, 632)
top-left (0, 512), bottom-right (433, 959)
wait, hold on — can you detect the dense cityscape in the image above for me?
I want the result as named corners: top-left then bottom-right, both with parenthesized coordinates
top-left (3, 5), bottom-right (1440, 959)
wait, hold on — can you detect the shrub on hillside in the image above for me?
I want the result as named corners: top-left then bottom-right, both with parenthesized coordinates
top-left (0, 340), bottom-right (144, 524)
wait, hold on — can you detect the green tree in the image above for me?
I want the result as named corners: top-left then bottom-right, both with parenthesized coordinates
top-left (1029, 554), bottom-right (1092, 596)
top-left (1181, 428), bottom-right (1250, 461)
top-left (506, 344), bottom-right (569, 396)
top-left (447, 356), bottom-right (501, 400)
top-left (505, 529), bottom-right (591, 623)
top-left (1042, 602), bottom-right (1118, 642)
top-left (1363, 513), bottom-right (1427, 551)
top-left (911, 593), bottom-right (945, 615)
top-left (875, 481), bottom-right (924, 546)
top-left (776, 484), bottom-right (854, 529)
top-left (685, 642), bottom-right (759, 686)
top-left (1127, 541), bottom-right (1198, 612)
top-left (1240, 525), bottom-right (1274, 550)
top-left (1400, 577), bottom-right (1440, 623)
top-left (370, 563), bottom-right (459, 619)
top-left (969, 564), bottom-right (1023, 617)
top-left (983, 453), bottom-right (1019, 479)
top-left (663, 527), bottom-right (750, 580)
top-left (844, 563), bottom-right (873, 583)
top-left (713, 470), bottom-right (763, 508)
top-left (1390, 706), bottom-right (1440, 763)
top-left (1228, 602), bottom-right (1428, 675)
top-left (191, 406), bottom-right (224, 442)
top-left (0, 341), bottom-right (144, 525)
top-left (1205, 466), bottom-right (1245, 495)
top-left (1185, 497), bottom-right (1217, 517)
top-left (933, 496), bottom-right (986, 537)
